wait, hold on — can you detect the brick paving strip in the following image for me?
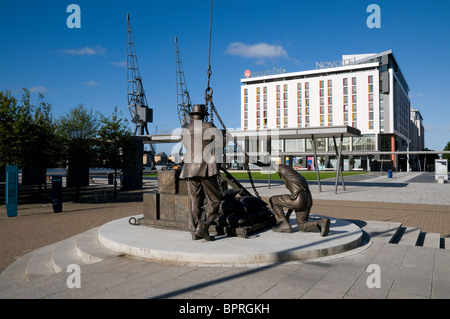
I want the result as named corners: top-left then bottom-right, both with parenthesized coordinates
top-left (1, 197), bottom-right (449, 274)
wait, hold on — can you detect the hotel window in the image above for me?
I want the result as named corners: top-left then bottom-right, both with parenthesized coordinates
top-left (276, 85), bottom-right (281, 128)
top-left (352, 77), bottom-right (357, 128)
top-left (263, 86), bottom-right (267, 128)
top-left (319, 81), bottom-right (325, 126)
top-left (305, 82), bottom-right (310, 127)
top-left (243, 89), bottom-right (248, 130)
top-left (368, 78), bottom-right (374, 130)
top-left (328, 80), bottom-right (333, 126)
top-left (283, 84), bottom-right (288, 128)
top-left (343, 78), bottom-right (349, 126)
top-left (320, 106), bottom-right (325, 126)
top-left (297, 83), bottom-right (302, 127)
top-left (256, 87), bottom-right (261, 130)
top-left (379, 93), bottom-right (385, 131)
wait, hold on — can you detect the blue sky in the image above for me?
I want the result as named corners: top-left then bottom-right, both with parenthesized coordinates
top-left (1, 0), bottom-right (449, 154)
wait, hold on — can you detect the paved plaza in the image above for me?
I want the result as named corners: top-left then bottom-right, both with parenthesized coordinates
top-left (0, 171), bottom-right (449, 303)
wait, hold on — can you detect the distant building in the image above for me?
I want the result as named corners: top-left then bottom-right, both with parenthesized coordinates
top-left (237, 50), bottom-right (424, 171)
top-left (154, 152), bottom-right (168, 165)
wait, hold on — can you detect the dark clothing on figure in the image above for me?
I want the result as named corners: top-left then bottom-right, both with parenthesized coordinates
top-left (179, 111), bottom-right (222, 240)
top-left (187, 176), bottom-right (221, 234)
top-left (179, 119), bottom-right (221, 179)
top-left (269, 192), bottom-right (317, 231)
top-left (270, 164), bottom-right (319, 232)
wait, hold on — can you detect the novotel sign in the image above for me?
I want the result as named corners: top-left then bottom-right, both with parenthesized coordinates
top-left (316, 57), bottom-right (357, 69)
top-left (244, 67), bottom-right (286, 78)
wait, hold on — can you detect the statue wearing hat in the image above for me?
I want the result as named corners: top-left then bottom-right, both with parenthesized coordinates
top-left (180, 104), bottom-right (223, 241)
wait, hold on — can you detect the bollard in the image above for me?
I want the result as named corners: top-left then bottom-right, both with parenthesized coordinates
top-left (6, 165), bottom-right (18, 217)
top-left (388, 170), bottom-right (393, 178)
top-left (51, 176), bottom-right (63, 213)
top-left (108, 173), bottom-right (114, 185)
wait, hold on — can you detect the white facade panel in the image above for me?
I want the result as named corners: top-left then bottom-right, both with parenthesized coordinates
top-left (241, 65), bottom-right (380, 137)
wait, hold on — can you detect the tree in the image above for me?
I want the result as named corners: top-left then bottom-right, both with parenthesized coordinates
top-left (0, 89), bottom-right (61, 196)
top-left (443, 141), bottom-right (450, 162)
top-left (0, 90), bottom-right (20, 167)
top-left (19, 90), bottom-right (62, 187)
top-left (58, 104), bottom-right (99, 202)
top-left (97, 107), bottom-right (135, 200)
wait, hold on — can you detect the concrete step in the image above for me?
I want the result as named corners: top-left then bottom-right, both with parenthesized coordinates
top-left (394, 227), bottom-right (422, 246)
top-left (445, 238), bottom-right (450, 249)
top-left (0, 250), bottom-right (36, 286)
top-left (356, 220), bottom-right (402, 243)
top-left (51, 235), bottom-right (88, 273)
top-left (0, 228), bottom-right (118, 286)
top-left (25, 243), bottom-right (59, 281)
top-left (75, 228), bottom-right (118, 264)
top-left (421, 232), bottom-right (442, 248)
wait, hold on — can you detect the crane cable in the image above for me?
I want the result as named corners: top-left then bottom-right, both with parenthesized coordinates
top-left (204, 0), bottom-right (214, 117)
top-left (203, 0), bottom-right (262, 201)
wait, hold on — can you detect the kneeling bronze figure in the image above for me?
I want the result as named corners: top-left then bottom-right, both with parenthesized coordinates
top-left (270, 164), bottom-right (330, 236)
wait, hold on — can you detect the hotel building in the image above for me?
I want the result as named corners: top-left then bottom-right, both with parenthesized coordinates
top-left (238, 50), bottom-right (424, 171)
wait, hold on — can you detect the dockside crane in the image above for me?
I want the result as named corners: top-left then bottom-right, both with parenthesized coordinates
top-left (126, 13), bottom-right (155, 167)
top-left (127, 13), bottom-right (153, 136)
top-left (175, 36), bottom-right (192, 127)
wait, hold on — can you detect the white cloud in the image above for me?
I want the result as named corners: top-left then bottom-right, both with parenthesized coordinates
top-left (82, 80), bottom-right (99, 87)
top-left (111, 61), bottom-right (127, 67)
top-left (63, 45), bottom-right (106, 56)
top-left (29, 86), bottom-right (48, 93)
top-left (409, 92), bottom-right (424, 98)
top-left (226, 42), bottom-right (288, 59)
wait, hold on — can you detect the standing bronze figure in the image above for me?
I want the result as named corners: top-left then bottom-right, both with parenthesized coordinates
top-left (179, 104), bottom-right (222, 241)
top-left (270, 164), bottom-right (330, 236)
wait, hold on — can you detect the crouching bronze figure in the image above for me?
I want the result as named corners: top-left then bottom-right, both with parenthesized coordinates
top-left (270, 164), bottom-right (330, 236)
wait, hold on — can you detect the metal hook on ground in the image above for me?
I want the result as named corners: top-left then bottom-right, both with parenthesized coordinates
top-left (128, 217), bottom-right (139, 226)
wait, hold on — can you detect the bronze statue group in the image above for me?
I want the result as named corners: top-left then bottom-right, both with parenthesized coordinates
top-left (180, 104), bottom-right (330, 242)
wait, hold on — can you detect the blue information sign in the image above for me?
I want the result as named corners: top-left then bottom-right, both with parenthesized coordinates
top-left (6, 165), bottom-right (18, 217)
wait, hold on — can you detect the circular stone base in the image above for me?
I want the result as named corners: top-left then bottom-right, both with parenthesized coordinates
top-left (98, 215), bottom-right (363, 266)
